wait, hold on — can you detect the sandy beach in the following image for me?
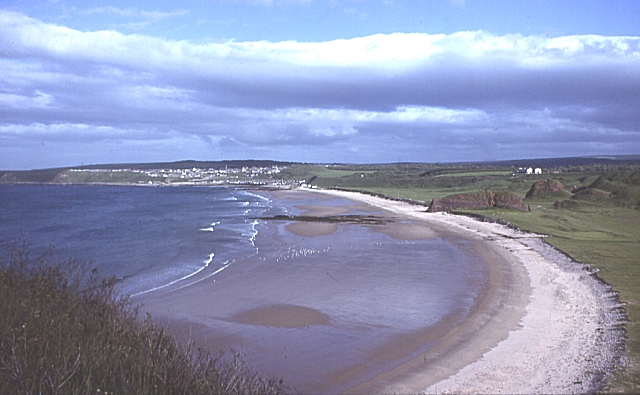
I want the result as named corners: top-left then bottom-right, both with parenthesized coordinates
top-left (311, 188), bottom-right (624, 394)
top-left (137, 187), bottom-right (624, 394)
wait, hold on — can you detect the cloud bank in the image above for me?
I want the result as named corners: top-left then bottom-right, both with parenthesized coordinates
top-left (0, 10), bottom-right (639, 168)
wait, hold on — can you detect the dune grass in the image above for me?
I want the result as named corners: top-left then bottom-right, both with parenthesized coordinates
top-left (0, 247), bottom-right (288, 395)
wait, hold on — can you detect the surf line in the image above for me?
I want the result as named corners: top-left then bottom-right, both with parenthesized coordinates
top-left (132, 252), bottom-right (220, 297)
top-left (200, 221), bottom-right (221, 232)
top-left (172, 260), bottom-right (231, 291)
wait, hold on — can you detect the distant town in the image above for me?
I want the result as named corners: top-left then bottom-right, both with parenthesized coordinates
top-left (59, 165), bottom-right (314, 188)
top-left (71, 164), bottom-right (279, 180)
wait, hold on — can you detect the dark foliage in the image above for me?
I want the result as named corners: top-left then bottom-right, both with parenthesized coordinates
top-left (0, 247), bottom-right (288, 395)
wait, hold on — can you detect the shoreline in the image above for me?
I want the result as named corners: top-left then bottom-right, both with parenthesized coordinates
top-left (131, 184), bottom-right (626, 393)
top-left (310, 188), bottom-right (625, 393)
top-left (137, 187), bottom-right (495, 393)
top-left (3, 182), bottom-right (626, 392)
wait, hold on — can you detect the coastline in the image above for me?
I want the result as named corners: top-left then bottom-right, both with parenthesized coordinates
top-left (2, 182), bottom-right (626, 392)
top-left (310, 188), bottom-right (625, 394)
top-left (132, 185), bottom-right (626, 393)
top-left (137, 187), bottom-right (492, 393)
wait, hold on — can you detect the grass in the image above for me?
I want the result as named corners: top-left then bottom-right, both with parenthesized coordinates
top-left (304, 164), bottom-right (640, 393)
top-left (0, 247), bottom-right (288, 395)
top-left (55, 170), bottom-right (156, 184)
top-left (277, 164), bottom-right (377, 181)
top-left (433, 170), bottom-right (512, 178)
top-left (459, 204), bottom-right (640, 393)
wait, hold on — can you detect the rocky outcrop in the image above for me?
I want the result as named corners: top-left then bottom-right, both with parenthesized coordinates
top-left (525, 179), bottom-right (567, 199)
top-left (493, 190), bottom-right (529, 210)
top-left (427, 191), bottom-right (493, 212)
top-left (427, 190), bottom-right (528, 212)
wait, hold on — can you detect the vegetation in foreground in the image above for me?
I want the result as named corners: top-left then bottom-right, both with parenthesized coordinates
top-left (293, 162), bottom-right (640, 393)
top-left (0, 248), bottom-right (287, 395)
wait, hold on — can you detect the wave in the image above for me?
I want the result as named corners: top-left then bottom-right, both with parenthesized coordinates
top-left (131, 252), bottom-right (216, 297)
top-left (134, 219), bottom-right (261, 297)
top-left (132, 188), bottom-right (268, 297)
top-left (173, 260), bottom-right (231, 291)
top-left (199, 221), bottom-right (221, 232)
top-left (165, 220), bottom-right (263, 292)
top-left (241, 190), bottom-right (271, 202)
top-left (249, 219), bottom-right (259, 245)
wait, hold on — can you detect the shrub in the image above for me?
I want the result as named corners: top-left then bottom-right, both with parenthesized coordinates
top-left (0, 247), bottom-right (287, 395)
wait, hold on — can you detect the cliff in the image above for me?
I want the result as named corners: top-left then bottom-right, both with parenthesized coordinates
top-left (525, 179), bottom-right (569, 199)
top-left (427, 190), bottom-right (528, 212)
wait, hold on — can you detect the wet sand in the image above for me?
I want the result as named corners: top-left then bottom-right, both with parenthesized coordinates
top-left (137, 188), bottom-right (623, 394)
top-left (312, 188), bottom-right (624, 394)
top-left (230, 304), bottom-right (331, 328)
top-left (285, 221), bottom-right (338, 237)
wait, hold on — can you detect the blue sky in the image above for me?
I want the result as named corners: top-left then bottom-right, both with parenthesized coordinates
top-left (1, 1), bottom-right (639, 169)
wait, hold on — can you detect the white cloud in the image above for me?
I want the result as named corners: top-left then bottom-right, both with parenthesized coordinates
top-left (0, 123), bottom-right (158, 142)
top-left (82, 6), bottom-right (137, 16)
top-left (217, 0), bottom-right (313, 5)
top-left (3, 11), bottom-right (638, 71)
top-left (309, 125), bottom-right (357, 137)
top-left (118, 85), bottom-right (195, 110)
top-left (139, 9), bottom-right (189, 21)
top-left (82, 6), bottom-right (188, 21)
top-left (0, 9), bottom-right (638, 167)
top-left (254, 106), bottom-right (486, 125)
top-left (0, 90), bottom-right (53, 109)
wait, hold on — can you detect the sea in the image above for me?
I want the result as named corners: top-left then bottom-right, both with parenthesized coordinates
top-left (0, 183), bottom-right (489, 391)
top-left (0, 184), bottom-right (276, 296)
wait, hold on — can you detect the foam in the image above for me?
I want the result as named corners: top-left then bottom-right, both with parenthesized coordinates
top-left (132, 252), bottom-right (216, 297)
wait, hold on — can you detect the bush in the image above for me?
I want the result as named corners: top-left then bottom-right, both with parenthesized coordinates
top-left (0, 247), bottom-right (287, 395)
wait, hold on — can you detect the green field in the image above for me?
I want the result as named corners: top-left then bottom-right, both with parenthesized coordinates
top-left (296, 163), bottom-right (640, 393)
top-left (277, 164), bottom-right (378, 180)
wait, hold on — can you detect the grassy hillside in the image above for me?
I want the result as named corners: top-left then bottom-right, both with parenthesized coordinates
top-left (0, 249), bottom-right (287, 394)
top-left (55, 170), bottom-right (157, 184)
top-left (0, 168), bottom-right (64, 183)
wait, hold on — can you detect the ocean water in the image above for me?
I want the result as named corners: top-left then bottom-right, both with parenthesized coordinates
top-left (0, 184), bottom-right (274, 296)
top-left (1, 183), bottom-right (489, 391)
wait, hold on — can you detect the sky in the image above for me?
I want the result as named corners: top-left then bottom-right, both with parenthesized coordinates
top-left (1, 1), bottom-right (639, 169)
